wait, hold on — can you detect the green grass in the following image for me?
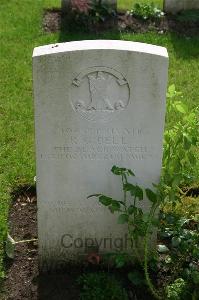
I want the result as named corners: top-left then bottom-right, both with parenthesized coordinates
top-left (0, 0), bottom-right (198, 285)
top-left (118, 0), bottom-right (163, 11)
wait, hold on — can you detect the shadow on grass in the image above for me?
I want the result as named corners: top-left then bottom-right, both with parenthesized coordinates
top-left (169, 31), bottom-right (199, 60)
top-left (166, 9), bottom-right (199, 59)
top-left (45, 8), bottom-right (199, 61)
top-left (58, 12), bottom-right (120, 42)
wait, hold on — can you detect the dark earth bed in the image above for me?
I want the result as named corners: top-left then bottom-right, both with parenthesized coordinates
top-left (2, 185), bottom-right (199, 299)
top-left (2, 187), bottom-right (154, 300)
top-left (43, 8), bottom-right (199, 36)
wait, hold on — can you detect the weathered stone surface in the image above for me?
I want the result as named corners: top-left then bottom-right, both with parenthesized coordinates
top-left (33, 40), bottom-right (168, 269)
top-left (164, 0), bottom-right (199, 14)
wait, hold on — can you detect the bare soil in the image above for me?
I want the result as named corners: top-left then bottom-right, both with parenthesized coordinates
top-left (2, 187), bottom-right (153, 300)
top-left (2, 185), bottom-right (198, 299)
top-left (2, 187), bottom-right (80, 300)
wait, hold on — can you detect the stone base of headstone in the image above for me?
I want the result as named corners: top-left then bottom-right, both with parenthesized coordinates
top-left (164, 0), bottom-right (199, 14)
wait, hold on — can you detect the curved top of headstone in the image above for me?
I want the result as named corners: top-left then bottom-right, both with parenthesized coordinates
top-left (33, 40), bottom-right (168, 58)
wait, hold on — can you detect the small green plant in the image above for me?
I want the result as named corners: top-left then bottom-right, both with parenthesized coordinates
top-left (77, 272), bottom-right (128, 300)
top-left (89, 165), bottom-right (162, 299)
top-left (162, 84), bottom-right (199, 205)
top-left (89, 0), bottom-right (116, 24)
top-left (166, 278), bottom-right (187, 300)
top-left (70, 0), bottom-right (115, 29)
top-left (5, 234), bottom-right (37, 259)
top-left (88, 85), bottom-right (199, 300)
top-left (159, 212), bottom-right (199, 291)
top-left (129, 2), bottom-right (164, 21)
top-left (157, 87), bottom-right (198, 299)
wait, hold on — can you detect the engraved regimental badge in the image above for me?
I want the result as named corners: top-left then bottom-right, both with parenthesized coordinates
top-left (71, 66), bottom-right (130, 122)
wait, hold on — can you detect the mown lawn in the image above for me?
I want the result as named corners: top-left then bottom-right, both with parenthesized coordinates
top-left (0, 0), bottom-right (198, 284)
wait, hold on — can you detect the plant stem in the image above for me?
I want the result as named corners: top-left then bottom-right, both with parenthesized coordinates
top-left (15, 238), bottom-right (38, 244)
top-left (128, 226), bottom-right (142, 265)
top-left (122, 174), bottom-right (127, 206)
top-left (144, 203), bottom-right (163, 300)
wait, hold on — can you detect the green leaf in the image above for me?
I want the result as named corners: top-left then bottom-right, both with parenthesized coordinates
top-left (111, 165), bottom-right (120, 175)
top-left (99, 195), bottom-right (112, 206)
top-left (172, 237), bottom-right (181, 247)
top-left (111, 165), bottom-right (126, 175)
top-left (127, 169), bottom-right (135, 176)
top-left (109, 200), bottom-right (121, 213)
top-left (192, 271), bottom-right (199, 285)
top-left (143, 213), bottom-right (150, 222)
top-left (134, 185), bottom-right (143, 200)
top-left (115, 255), bottom-right (126, 268)
top-left (123, 183), bottom-right (136, 192)
top-left (118, 214), bottom-right (129, 224)
top-left (167, 84), bottom-right (176, 98)
top-left (118, 200), bottom-right (125, 206)
top-left (151, 218), bottom-right (159, 227)
top-left (165, 256), bottom-right (172, 264)
top-left (188, 152), bottom-right (196, 165)
top-left (128, 205), bottom-right (137, 215)
top-left (124, 183), bottom-right (143, 199)
top-left (176, 217), bottom-right (189, 228)
top-left (183, 133), bottom-right (192, 150)
top-left (171, 174), bottom-right (182, 186)
top-left (175, 101), bottom-right (187, 114)
top-left (111, 166), bottom-right (135, 177)
top-left (157, 244), bottom-right (169, 253)
top-left (145, 188), bottom-right (157, 203)
top-left (152, 183), bottom-right (158, 188)
top-left (6, 234), bottom-right (16, 259)
top-left (138, 208), bottom-right (143, 216)
top-left (128, 271), bottom-right (145, 286)
top-left (111, 200), bottom-right (121, 208)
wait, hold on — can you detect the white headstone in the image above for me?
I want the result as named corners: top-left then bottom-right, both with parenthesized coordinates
top-left (33, 40), bottom-right (168, 269)
top-left (164, 0), bottom-right (199, 14)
